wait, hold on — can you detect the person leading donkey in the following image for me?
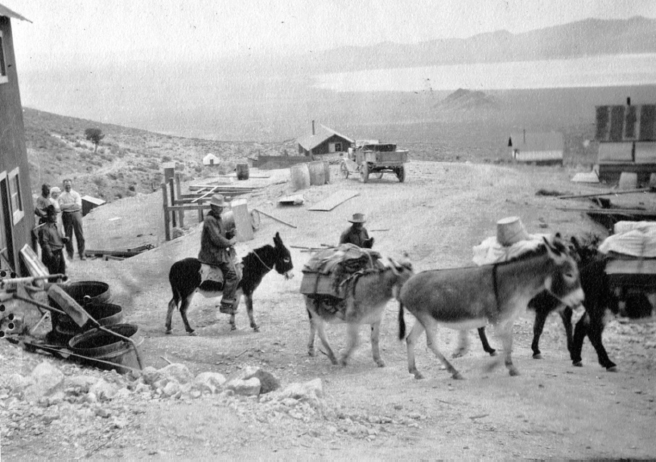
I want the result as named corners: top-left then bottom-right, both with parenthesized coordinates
top-left (198, 194), bottom-right (241, 314)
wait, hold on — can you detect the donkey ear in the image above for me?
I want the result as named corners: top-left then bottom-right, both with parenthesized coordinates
top-left (273, 232), bottom-right (282, 246)
top-left (543, 236), bottom-right (562, 257)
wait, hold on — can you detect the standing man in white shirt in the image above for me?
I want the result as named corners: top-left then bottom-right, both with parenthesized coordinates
top-left (58, 179), bottom-right (86, 261)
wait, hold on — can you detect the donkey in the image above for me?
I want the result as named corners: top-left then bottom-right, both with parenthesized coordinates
top-left (304, 258), bottom-right (414, 367)
top-left (475, 235), bottom-right (621, 371)
top-left (398, 237), bottom-right (584, 380)
top-left (166, 232), bottom-right (294, 335)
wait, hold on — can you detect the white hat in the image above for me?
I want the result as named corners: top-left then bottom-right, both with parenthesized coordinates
top-left (210, 194), bottom-right (228, 207)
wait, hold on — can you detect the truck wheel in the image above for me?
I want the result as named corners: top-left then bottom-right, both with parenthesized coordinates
top-left (397, 166), bottom-right (405, 183)
top-left (361, 163), bottom-right (369, 183)
top-left (340, 162), bottom-right (349, 179)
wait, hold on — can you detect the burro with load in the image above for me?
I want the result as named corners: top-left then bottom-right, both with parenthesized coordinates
top-left (300, 244), bottom-right (413, 367)
top-left (340, 142), bottom-right (409, 183)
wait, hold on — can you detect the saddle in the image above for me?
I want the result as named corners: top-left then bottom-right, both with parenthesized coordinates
top-left (197, 260), bottom-right (244, 297)
top-left (300, 244), bottom-right (382, 299)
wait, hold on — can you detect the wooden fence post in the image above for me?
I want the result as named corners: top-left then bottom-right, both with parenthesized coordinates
top-left (162, 183), bottom-right (171, 241)
top-left (175, 173), bottom-right (184, 228)
top-left (168, 178), bottom-right (176, 228)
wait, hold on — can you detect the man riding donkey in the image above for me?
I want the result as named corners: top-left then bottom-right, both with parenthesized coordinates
top-left (198, 194), bottom-right (241, 315)
top-left (339, 213), bottom-right (374, 248)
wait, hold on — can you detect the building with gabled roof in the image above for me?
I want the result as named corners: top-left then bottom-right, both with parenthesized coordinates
top-left (297, 121), bottom-right (354, 156)
top-left (508, 131), bottom-right (564, 164)
top-left (0, 4), bottom-right (34, 276)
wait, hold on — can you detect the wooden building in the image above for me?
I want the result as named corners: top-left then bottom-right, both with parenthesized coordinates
top-left (0, 5), bottom-right (34, 276)
top-left (297, 121), bottom-right (353, 156)
top-left (595, 100), bottom-right (656, 184)
top-left (508, 131), bottom-right (564, 164)
top-left (81, 195), bottom-right (106, 217)
top-left (202, 153), bottom-right (220, 166)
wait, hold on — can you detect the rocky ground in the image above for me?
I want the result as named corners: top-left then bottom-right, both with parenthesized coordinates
top-left (2, 160), bottom-right (656, 460)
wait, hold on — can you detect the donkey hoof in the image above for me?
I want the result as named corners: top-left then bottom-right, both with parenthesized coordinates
top-left (488, 350), bottom-right (497, 357)
top-left (533, 353), bottom-right (543, 360)
top-left (606, 366), bottom-right (618, 372)
top-left (252, 325), bottom-right (260, 333)
top-left (339, 359), bottom-right (348, 367)
top-left (165, 329), bottom-right (172, 335)
top-left (308, 349), bottom-right (315, 357)
top-left (413, 372), bottom-right (424, 380)
top-left (187, 330), bottom-right (196, 336)
top-left (230, 325), bottom-right (237, 331)
top-left (375, 360), bottom-right (386, 368)
top-left (452, 372), bottom-right (464, 380)
top-left (508, 367), bottom-right (520, 377)
top-left (573, 361), bottom-right (583, 367)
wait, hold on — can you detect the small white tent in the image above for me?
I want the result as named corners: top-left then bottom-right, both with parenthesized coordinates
top-left (203, 153), bottom-right (220, 166)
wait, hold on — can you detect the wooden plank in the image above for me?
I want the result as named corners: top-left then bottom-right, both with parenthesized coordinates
top-left (308, 190), bottom-right (359, 211)
top-left (557, 207), bottom-right (656, 216)
top-left (278, 194), bottom-right (305, 205)
top-left (20, 245), bottom-right (49, 279)
top-left (252, 208), bottom-right (297, 228)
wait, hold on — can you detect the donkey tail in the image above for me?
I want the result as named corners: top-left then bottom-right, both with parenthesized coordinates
top-left (398, 301), bottom-right (406, 340)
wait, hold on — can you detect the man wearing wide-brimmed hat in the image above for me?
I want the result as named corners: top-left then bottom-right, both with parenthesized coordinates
top-left (38, 205), bottom-right (69, 276)
top-left (198, 194), bottom-right (240, 314)
top-left (339, 213), bottom-right (374, 248)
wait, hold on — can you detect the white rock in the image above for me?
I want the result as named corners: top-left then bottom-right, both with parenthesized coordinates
top-left (141, 366), bottom-right (161, 385)
top-left (64, 375), bottom-right (100, 392)
top-left (159, 364), bottom-right (193, 384)
top-left (24, 362), bottom-right (64, 403)
top-left (89, 379), bottom-right (117, 401)
top-left (193, 371), bottom-right (226, 393)
top-left (7, 373), bottom-right (34, 392)
top-left (162, 381), bottom-right (181, 397)
top-left (226, 378), bottom-right (261, 397)
top-left (279, 378), bottom-right (323, 401)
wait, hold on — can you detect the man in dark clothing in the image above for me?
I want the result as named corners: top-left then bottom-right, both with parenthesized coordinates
top-left (339, 213), bottom-right (374, 248)
top-left (35, 184), bottom-right (52, 224)
top-left (198, 194), bottom-right (241, 314)
top-left (38, 205), bottom-right (68, 276)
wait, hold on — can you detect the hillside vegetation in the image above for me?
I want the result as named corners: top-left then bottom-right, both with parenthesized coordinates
top-left (23, 108), bottom-right (295, 201)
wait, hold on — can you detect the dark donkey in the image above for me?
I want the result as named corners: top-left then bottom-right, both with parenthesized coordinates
top-left (166, 232), bottom-right (294, 335)
top-left (398, 237), bottom-right (584, 380)
top-left (476, 236), bottom-right (621, 371)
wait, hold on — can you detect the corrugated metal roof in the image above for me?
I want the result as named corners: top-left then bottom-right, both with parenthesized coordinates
top-left (0, 4), bottom-right (31, 22)
top-left (508, 132), bottom-right (564, 152)
top-left (297, 124), bottom-right (354, 151)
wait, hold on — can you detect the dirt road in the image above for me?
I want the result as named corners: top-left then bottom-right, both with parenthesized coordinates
top-left (3, 161), bottom-right (655, 460)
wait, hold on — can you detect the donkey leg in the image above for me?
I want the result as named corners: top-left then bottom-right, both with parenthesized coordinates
top-left (165, 297), bottom-right (178, 334)
top-left (423, 320), bottom-right (462, 380)
top-left (370, 321), bottom-right (385, 367)
top-left (559, 307), bottom-right (574, 355)
top-left (243, 293), bottom-right (259, 332)
top-left (339, 323), bottom-right (361, 366)
top-left (405, 321), bottom-right (426, 379)
top-left (179, 295), bottom-right (196, 336)
top-left (315, 318), bottom-right (338, 365)
top-left (588, 313), bottom-right (617, 371)
top-left (571, 313), bottom-right (589, 367)
top-left (452, 330), bottom-right (470, 358)
top-left (531, 309), bottom-right (549, 359)
top-left (306, 309), bottom-right (317, 357)
top-left (492, 321), bottom-right (518, 376)
top-left (477, 327), bottom-right (497, 356)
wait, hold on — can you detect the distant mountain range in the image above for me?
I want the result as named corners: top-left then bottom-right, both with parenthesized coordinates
top-left (264, 16), bottom-right (656, 74)
top-left (435, 89), bottom-right (501, 112)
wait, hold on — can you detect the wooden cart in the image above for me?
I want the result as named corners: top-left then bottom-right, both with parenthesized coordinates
top-left (340, 143), bottom-right (408, 183)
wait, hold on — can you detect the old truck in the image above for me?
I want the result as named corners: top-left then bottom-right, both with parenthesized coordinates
top-left (340, 143), bottom-right (408, 183)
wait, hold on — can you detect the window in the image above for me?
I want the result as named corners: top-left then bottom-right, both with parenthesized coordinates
top-left (0, 31), bottom-right (7, 84)
top-left (8, 168), bottom-right (23, 224)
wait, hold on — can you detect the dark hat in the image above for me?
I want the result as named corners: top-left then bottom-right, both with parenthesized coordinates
top-left (45, 204), bottom-right (57, 216)
top-left (348, 213), bottom-right (366, 223)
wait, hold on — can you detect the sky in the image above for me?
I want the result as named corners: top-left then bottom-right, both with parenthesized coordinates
top-left (7, 0), bottom-right (656, 72)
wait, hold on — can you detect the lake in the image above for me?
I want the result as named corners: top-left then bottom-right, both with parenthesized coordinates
top-left (314, 54), bottom-right (656, 92)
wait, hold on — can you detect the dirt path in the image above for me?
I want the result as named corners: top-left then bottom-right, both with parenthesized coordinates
top-left (3, 161), bottom-right (656, 459)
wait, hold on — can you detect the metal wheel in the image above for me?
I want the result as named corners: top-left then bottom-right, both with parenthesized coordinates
top-left (397, 166), bottom-right (405, 183)
top-left (340, 161), bottom-right (350, 179)
top-left (361, 162), bottom-right (369, 183)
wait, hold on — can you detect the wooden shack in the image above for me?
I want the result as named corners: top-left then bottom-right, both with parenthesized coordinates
top-left (595, 100), bottom-right (656, 184)
top-left (0, 5), bottom-right (34, 276)
top-left (297, 121), bottom-right (353, 157)
top-left (81, 195), bottom-right (106, 217)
